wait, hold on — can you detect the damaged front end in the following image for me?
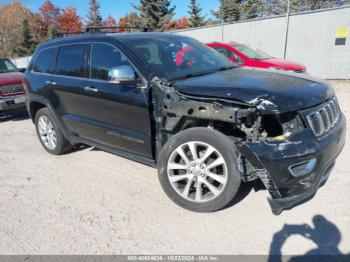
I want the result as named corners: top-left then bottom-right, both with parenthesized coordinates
top-left (151, 77), bottom-right (346, 215)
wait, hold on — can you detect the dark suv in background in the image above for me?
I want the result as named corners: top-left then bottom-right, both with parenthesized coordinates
top-left (24, 32), bottom-right (346, 215)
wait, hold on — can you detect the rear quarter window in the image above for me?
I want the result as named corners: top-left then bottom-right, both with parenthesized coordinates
top-left (56, 45), bottom-right (86, 77)
top-left (33, 48), bottom-right (56, 73)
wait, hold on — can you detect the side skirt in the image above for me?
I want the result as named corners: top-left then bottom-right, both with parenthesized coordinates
top-left (71, 135), bottom-right (157, 168)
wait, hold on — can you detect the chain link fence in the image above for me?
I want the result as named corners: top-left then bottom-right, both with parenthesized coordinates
top-left (173, 6), bottom-right (350, 79)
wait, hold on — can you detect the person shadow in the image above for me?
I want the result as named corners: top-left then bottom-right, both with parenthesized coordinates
top-left (268, 215), bottom-right (350, 262)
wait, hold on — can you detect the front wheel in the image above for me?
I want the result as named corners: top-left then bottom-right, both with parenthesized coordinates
top-left (158, 127), bottom-right (241, 212)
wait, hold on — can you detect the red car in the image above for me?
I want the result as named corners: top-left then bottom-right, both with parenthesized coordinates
top-left (207, 42), bottom-right (306, 73)
top-left (0, 58), bottom-right (26, 111)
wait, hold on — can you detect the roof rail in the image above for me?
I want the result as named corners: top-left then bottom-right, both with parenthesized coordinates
top-left (57, 31), bottom-right (84, 37)
top-left (86, 26), bottom-right (152, 33)
top-left (58, 26), bottom-right (152, 37)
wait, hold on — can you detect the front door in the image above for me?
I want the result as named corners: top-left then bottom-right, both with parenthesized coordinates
top-left (72, 42), bottom-right (153, 158)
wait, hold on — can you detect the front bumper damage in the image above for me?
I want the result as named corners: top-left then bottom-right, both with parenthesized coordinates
top-left (151, 77), bottom-right (346, 215)
top-left (239, 113), bottom-right (346, 215)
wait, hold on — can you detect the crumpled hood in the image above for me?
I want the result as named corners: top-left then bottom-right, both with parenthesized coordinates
top-left (174, 67), bottom-right (334, 113)
top-left (0, 72), bottom-right (24, 86)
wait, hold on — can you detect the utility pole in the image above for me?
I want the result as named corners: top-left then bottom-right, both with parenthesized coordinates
top-left (283, 0), bottom-right (291, 59)
top-left (221, 19), bottom-right (224, 42)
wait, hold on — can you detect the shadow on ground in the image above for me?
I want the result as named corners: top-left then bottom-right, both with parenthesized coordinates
top-left (223, 179), bottom-right (266, 210)
top-left (268, 215), bottom-right (350, 262)
top-left (0, 108), bottom-right (29, 122)
top-left (65, 144), bottom-right (92, 155)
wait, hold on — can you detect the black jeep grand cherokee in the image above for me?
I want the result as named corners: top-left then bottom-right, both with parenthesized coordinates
top-left (25, 32), bottom-right (346, 215)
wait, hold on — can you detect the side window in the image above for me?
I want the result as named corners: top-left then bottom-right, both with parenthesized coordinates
top-left (228, 50), bottom-right (244, 64)
top-left (56, 45), bottom-right (85, 77)
top-left (213, 47), bottom-right (229, 58)
top-left (33, 48), bottom-right (56, 73)
top-left (90, 43), bottom-right (133, 81)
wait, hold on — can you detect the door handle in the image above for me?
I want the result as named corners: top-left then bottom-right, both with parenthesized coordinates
top-left (84, 86), bottom-right (99, 93)
top-left (45, 80), bottom-right (56, 85)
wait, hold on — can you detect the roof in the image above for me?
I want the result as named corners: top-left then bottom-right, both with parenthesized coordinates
top-left (41, 32), bottom-right (183, 48)
top-left (207, 41), bottom-right (238, 45)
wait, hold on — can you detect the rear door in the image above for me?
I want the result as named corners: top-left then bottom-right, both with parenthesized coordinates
top-left (49, 44), bottom-right (90, 132)
top-left (69, 42), bottom-right (153, 158)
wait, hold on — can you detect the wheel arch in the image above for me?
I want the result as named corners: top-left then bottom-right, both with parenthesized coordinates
top-left (27, 95), bottom-right (74, 144)
top-left (28, 101), bottom-right (46, 123)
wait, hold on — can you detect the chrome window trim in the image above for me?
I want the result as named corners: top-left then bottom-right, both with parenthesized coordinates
top-left (31, 41), bottom-right (148, 89)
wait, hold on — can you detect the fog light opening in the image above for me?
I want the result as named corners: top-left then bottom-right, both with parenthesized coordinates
top-left (289, 159), bottom-right (317, 177)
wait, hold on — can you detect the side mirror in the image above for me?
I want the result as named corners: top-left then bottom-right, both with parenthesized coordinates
top-left (108, 66), bottom-right (137, 84)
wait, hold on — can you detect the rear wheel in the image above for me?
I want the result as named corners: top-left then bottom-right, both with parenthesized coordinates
top-left (35, 108), bottom-right (72, 155)
top-left (158, 127), bottom-right (241, 212)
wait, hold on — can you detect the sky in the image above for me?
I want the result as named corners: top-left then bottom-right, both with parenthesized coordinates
top-left (2, 0), bottom-right (220, 20)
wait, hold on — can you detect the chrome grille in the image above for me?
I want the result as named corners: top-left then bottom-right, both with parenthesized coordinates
top-left (0, 84), bottom-right (25, 96)
top-left (306, 98), bottom-right (341, 137)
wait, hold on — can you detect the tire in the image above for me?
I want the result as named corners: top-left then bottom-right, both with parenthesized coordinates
top-left (158, 127), bottom-right (241, 212)
top-left (35, 108), bottom-right (72, 155)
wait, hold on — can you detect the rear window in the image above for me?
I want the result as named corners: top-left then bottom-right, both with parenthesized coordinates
top-left (56, 45), bottom-right (85, 77)
top-left (33, 48), bottom-right (56, 73)
top-left (234, 44), bottom-right (272, 60)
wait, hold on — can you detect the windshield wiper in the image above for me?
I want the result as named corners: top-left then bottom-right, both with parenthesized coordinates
top-left (172, 70), bottom-right (216, 81)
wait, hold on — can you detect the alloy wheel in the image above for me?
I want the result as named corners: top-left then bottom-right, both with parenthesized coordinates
top-left (167, 141), bottom-right (228, 203)
top-left (38, 115), bottom-right (57, 150)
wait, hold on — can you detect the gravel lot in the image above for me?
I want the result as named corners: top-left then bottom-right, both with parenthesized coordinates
top-left (0, 83), bottom-right (349, 256)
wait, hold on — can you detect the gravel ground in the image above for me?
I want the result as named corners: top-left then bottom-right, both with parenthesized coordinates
top-left (0, 83), bottom-right (349, 256)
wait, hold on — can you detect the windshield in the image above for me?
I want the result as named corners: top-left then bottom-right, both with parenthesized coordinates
top-left (124, 36), bottom-right (236, 80)
top-left (0, 59), bottom-right (19, 73)
top-left (234, 44), bottom-right (272, 60)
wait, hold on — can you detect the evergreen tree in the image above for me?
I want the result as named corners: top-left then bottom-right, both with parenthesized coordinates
top-left (304, 0), bottom-right (334, 10)
top-left (13, 19), bottom-right (37, 57)
top-left (266, 0), bottom-right (288, 15)
top-left (188, 0), bottom-right (206, 27)
top-left (47, 24), bottom-right (58, 40)
top-left (242, 0), bottom-right (267, 19)
top-left (87, 0), bottom-right (102, 27)
top-left (212, 0), bottom-right (241, 22)
top-left (134, 0), bottom-right (176, 30)
top-left (284, 0), bottom-right (334, 13)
